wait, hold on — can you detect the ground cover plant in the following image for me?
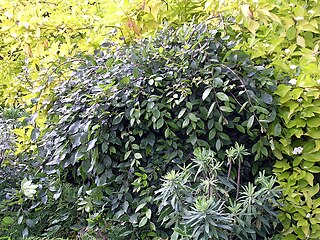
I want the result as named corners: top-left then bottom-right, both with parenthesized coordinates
top-left (7, 23), bottom-right (279, 239)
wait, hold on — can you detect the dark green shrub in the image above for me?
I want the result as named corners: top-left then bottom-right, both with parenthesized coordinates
top-left (37, 23), bottom-right (277, 238)
top-left (0, 108), bottom-right (83, 239)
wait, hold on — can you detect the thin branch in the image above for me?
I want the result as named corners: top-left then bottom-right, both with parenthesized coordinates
top-left (220, 63), bottom-right (266, 132)
top-left (236, 161), bottom-right (241, 199)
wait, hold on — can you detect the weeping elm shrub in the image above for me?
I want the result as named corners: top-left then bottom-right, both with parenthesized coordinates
top-left (39, 24), bottom-right (278, 238)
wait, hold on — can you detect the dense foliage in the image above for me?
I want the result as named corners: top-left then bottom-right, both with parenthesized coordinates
top-left (1, 0), bottom-right (320, 239)
top-left (1, 24), bottom-right (278, 238)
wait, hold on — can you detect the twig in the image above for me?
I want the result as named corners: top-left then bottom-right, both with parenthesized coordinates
top-left (220, 63), bottom-right (265, 132)
top-left (236, 161), bottom-right (241, 199)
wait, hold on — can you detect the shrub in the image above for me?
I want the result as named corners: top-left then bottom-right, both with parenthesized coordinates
top-left (35, 23), bottom-right (277, 238)
top-left (156, 147), bottom-right (281, 240)
top-left (271, 83), bottom-right (320, 239)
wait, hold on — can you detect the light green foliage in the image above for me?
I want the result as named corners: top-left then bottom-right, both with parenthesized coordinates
top-left (271, 85), bottom-right (320, 239)
top-left (0, 0), bottom-right (114, 106)
top-left (0, 0), bottom-right (216, 108)
top-left (0, 0), bottom-right (123, 154)
top-left (232, 0), bottom-right (320, 239)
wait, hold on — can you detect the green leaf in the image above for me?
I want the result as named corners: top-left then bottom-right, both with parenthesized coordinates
top-left (220, 106), bottom-right (233, 112)
top-left (31, 128), bottom-right (40, 142)
top-left (247, 19), bottom-right (260, 35)
top-left (305, 172), bottom-right (314, 186)
top-left (132, 144), bottom-right (140, 150)
top-left (283, 234), bottom-right (297, 240)
top-left (22, 227), bottom-right (29, 238)
top-left (134, 153), bottom-right (143, 159)
top-left (286, 26), bottom-right (296, 40)
top-left (308, 184), bottom-right (319, 197)
top-left (236, 124), bottom-right (245, 133)
top-left (274, 84), bottom-right (292, 97)
top-left (124, 151), bottom-right (131, 160)
top-left (189, 134), bottom-right (197, 145)
top-left (197, 139), bottom-right (209, 147)
top-left (303, 152), bottom-right (320, 162)
top-left (216, 92), bottom-right (229, 101)
top-left (182, 118), bottom-right (190, 128)
top-left (202, 88), bottom-right (212, 101)
top-left (87, 138), bottom-right (97, 151)
top-left (297, 35), bottom-right (305, 48)
top-left (307, 118), bottom-right (320, 128)
top-left (152, 109), bottom-right (161, 121)
top-left (156, 118), bottom-right (164, 129)
top-left (214, 122), bottom-right (223, 131)
top-left (26, 219), bottom-right (35, 228)
top-left (139, 216), bottom-right (148, 227)
top-left (135, 203), bottom-right (146, 213)
top-left (68, 120), bottom-right (82, 134)
top-left (297, 75), bottom-right (318, 88)
top-left (112, 115), bottom-right (123, 125)
top-left (178, 108), bottom-right (186, 119)
top-left (274, 123), bottom-right (282, 136)
top-left (262, 93), bottom-right (273, 105)
top-left (247, 115), bottom-right (254, 129)
top-left (133, 68), bottom-right (139, 78)
top-left (219, 132), bottom-right (230, 141)
top-left (2, 217), bottom-right (14, 226)
top-left (188, 113), bottom-right (198, 122)
top-left (215, 139), bottom-right (221, 151)
top-left (306, 128), bottom-right (320, 139)
top-left (146, 209), bottom-right (152, 219)
top-left (207, 102), bottom-right (216, 118)
top-left (119, 76), bottom-right (130, 87)
top-left (209, 129), bottom-right (216, 140)
top-left (186, 102), bottom-right (193, 110)
top-left (213, 77), bottom-right (223, 87)
top-left (102, 142), bottom-right (108, 153)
